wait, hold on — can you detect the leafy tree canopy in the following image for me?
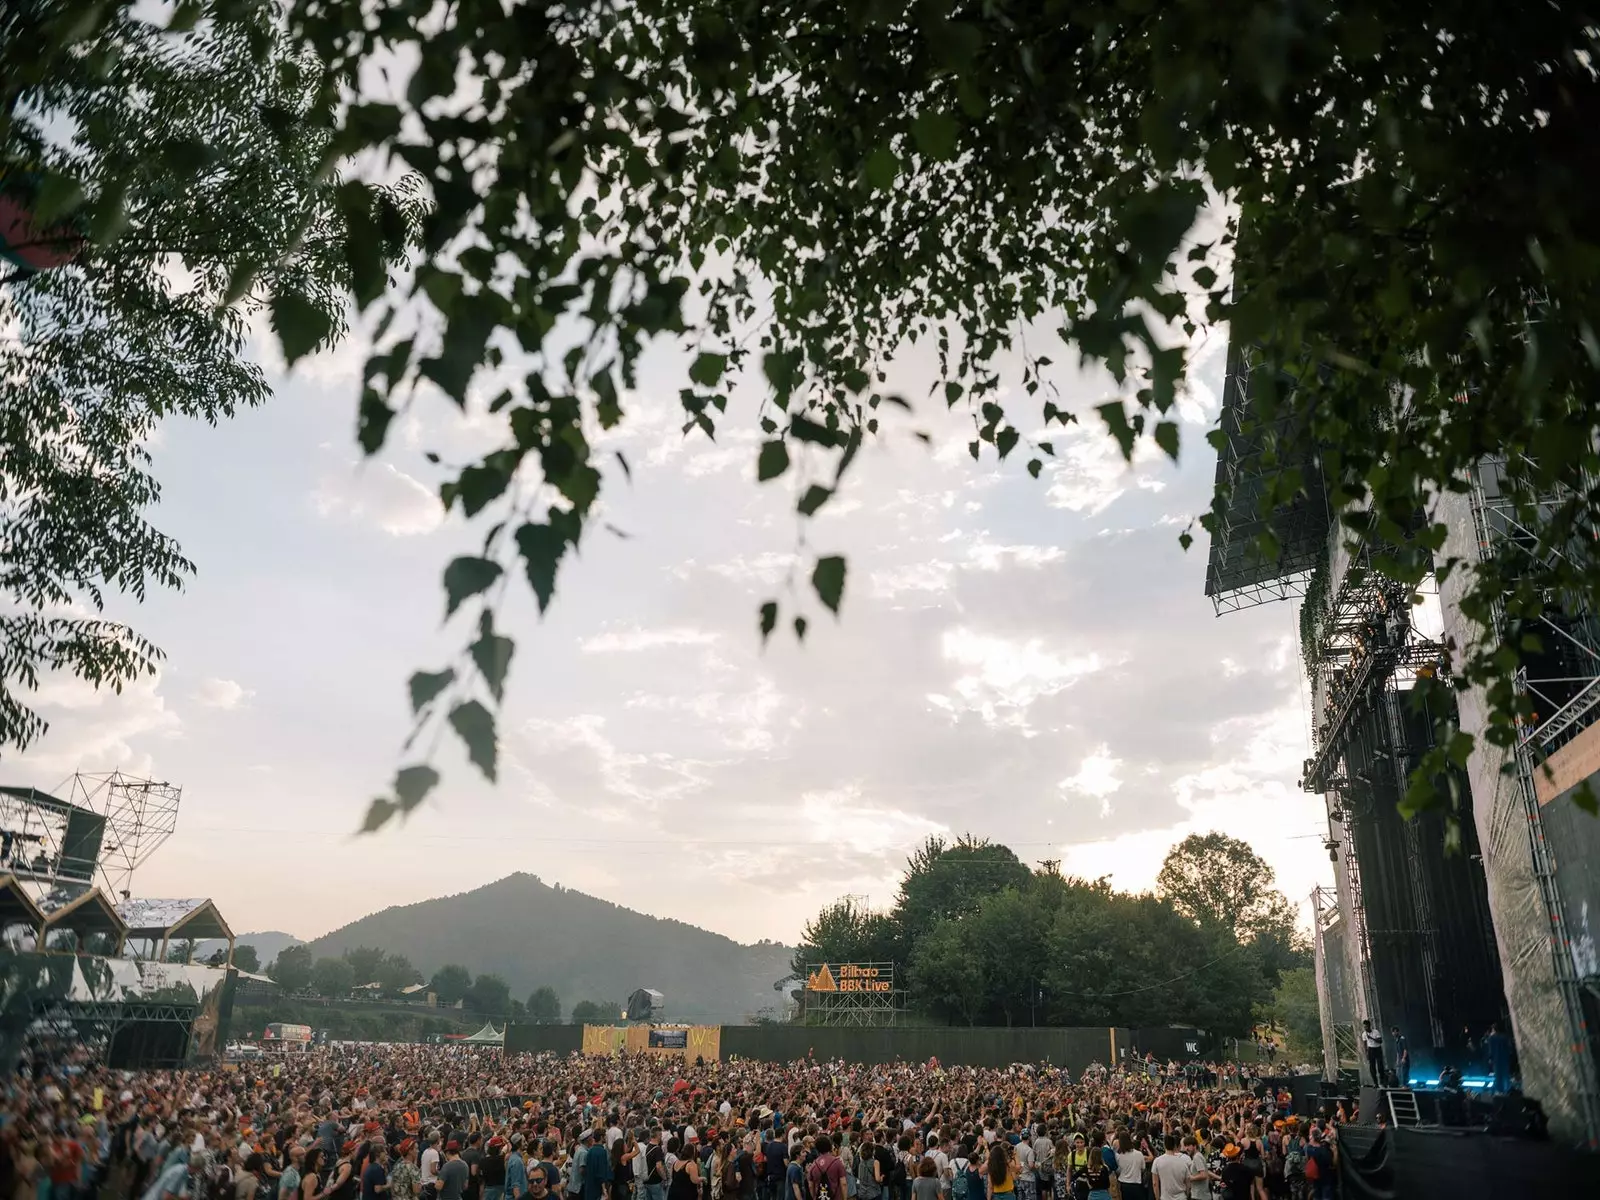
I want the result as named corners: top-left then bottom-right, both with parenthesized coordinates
top-left (800, 831), bottom-right (1303, 1033)
top-left (430, 963), bottom-right (472, 1005)
top-left (570, 999), bottom-right (622, 1024)
top-left (269, 943), bottom-right (314, 993)
top-left (467, 971), bottom-right (512, 1016)
top-left (526, 985), bottom-right (562, 1025)
top-left (0, 0), bottom-right (415, 754)
top-left (343, 945), bottom-right (387, 984)
top-left (11, 2), bottom-right (1598, 825)
top-left (310, 954), bottom-right (355, 997)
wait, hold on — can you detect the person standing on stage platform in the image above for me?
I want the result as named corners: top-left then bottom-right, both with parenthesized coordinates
top-left (1388, 1027), bottom-right (1409, 1087)
top-left (1359, 1021), bottom-right (1384, 1087)
top-left (1485, 1023), bottom-right (1512, 1093)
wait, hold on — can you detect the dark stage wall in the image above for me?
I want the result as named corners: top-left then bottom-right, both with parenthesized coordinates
top-left (1336, 1124), bottom-right (1590, 1200)
top-left (717, 1024), bottom-right (1119, 1068)
top-left (506, 1023), bottom-right (1156, 1071)
top-left (504, 1024), bottom-right (584, 1056)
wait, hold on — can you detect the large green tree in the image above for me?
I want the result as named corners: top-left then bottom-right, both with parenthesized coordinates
top-left (269, 943), bottom-right (314, 993)
top-left (310, 955), bottom-right (355, 997)
top-left (1157, 832), bottom-right (1286, 940)
top-left (376, 952), bottom-right (422, 995)
top-left (896, 836), bottom-right (1034, 944)
top-left (526, 986), bottom-right (562, 1025)
top-left (569, 999), bottom-right (622, 1024)
top-left (467, 972), bottom-right (512, 1016)
top-left (790, 896), bottom-right (901, 979)
top-left (429, 963), bottom-right (472, 1005)
top-left (0, 0), bottom-right (414, 753)
top-left (343, 946), bottom-right (387, 984)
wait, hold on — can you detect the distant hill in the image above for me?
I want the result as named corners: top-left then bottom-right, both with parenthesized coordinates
top-left (305, 873), bottom-right (794, 1023)
top-left (195, 930), bottom-right (303, 969)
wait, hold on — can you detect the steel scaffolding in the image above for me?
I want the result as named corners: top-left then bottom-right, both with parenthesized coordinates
top-left (1467, 457), bottom-right (1600, 1145)
top-left (1203, 342), bottom-right (1333, 614)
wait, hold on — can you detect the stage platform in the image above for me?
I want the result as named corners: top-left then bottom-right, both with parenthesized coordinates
top-left (1337, 1124), bottom-right (1591, 1198)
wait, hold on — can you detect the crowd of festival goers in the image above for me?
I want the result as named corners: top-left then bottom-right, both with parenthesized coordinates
top-left (0, 1043), bottom-right (1341, 1200)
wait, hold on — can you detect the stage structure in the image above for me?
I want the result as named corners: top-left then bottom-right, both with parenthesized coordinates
top-left (0, 772), bottom-right (181, 901)
top-left (1310, 885), bottom-right (1361, 1081)
top-left (802, 962), bottom-right (903, 1026)
top-left (1201, 340), bottom-right (1331, 614)
top-left (0, 770), bottom-right (241, 1069)
top-left (1430, 457), bottom-right (1600, 1144)
top-left (1198, 339), bottom-right (1559, 1133)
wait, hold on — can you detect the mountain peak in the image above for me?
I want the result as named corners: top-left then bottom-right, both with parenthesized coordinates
top-left (306, 875), bottom-right (792, 1022)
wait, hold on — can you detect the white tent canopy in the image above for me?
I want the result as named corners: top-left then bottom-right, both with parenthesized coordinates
top-left (460, 1022), bottom-right (503, 1044)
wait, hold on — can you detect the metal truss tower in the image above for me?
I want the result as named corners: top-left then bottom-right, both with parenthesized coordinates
top-left (66, 771), bottom-right (181, 898)
top-left (1463, 456), bottom-right (1600, 1144)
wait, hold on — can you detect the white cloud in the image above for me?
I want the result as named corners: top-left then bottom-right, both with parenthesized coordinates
top-left (193, 678), bottom-right (252, 710)
top-left (963, 540), bottom-right (1065, 572)
top-left (1044, 424), bottom-right (1166, 515)
top-left (869, 561), bottom-right (955, 600)
top-left (311, 461), bottom-right (442, 537)
top-left (624, 675), bottom-right (791, 753)
top-left (581, 626), bottom-right (720, 654)
top-left (515, 713), bottom-right (717, 809)
top-left (708, 552), bottom-right (794, 588)
top-left (931, 627), bottom-right (1104, 731)
top-left (14, 673), bottom-right (180, 777)
top-left (1058, 744), bottom-right (1124, 817)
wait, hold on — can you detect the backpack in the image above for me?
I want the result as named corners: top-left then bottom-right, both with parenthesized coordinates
top-left (951, 1160), bottom-right (971, 1200)
top-left (1285, 1141), bottom-right (1306, 1178)
top-left (1303, 1151), bottom-right (1320, 1183)
top-left (809, 1157), bottom-right (838, 1200)
top-left (1034, 1148), bottom-right (1053, 1185)
top-left (855, 1158), bottom-right (881, 1200)
top-left (887, 1154), bottom-right (907, 1190)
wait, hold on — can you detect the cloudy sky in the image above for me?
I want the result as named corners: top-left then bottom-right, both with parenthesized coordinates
top-left (10, 288), bottom-right (1335, 947)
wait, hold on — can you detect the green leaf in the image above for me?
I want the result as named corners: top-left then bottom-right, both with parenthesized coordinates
top-left (515, 521), bottom-right (569, 613)
top-left (763, 349), bottom-right (801, 396)
top-left (864, 146), bottom-right (900, 190)
top-left (811, 555), bottom-right (847, 614)
top-left (469, 612), bottom-right (515, 702)
top-left (1192, 264), bottom-right (1218, 289)
top-left (1154, 420), bottom-right (1180, 462)
top-left (360, 797), bottom-right (397, 833)
top-left (689, 351), bottom-right (727, 387)
top-left (443, 556), bottom-right (502, 617)
top-left (1027, 458), bottom-right (1042, 479)
top-left (757, 439), bottom-right (791, 482)
top-left (271, 290), bottom-right (333, 366)
top-left (759, 601), bottom-right (778, 642)
top-left (797, 485), bottom-right (832, 516)
top-left (995, 427), bottom-right (1020, 459)
top-left (911, 111), bottom-right (960, 161)
top-left (944, 381), bottom-right (964, 404)
top-left (1178, 531), bottom-right (1194, 551)
top-left (449, 699), bottom-right (498, 782)
top-left (394, 765), bottom-right (440, 813)
top-left (793, 615), bottom-right (808, 641)
top-left (31, 172), bottom-right (84, 226)
top-left (1097, 401), bottom-right (1137, 459)
top-left (408, 669), bottom-right (455, 714)
top-left (357, 388), bottom-right (395, 455)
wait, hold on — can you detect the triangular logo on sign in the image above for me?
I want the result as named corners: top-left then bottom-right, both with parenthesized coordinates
top-left (807, 965), bottom-right (837, 992)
